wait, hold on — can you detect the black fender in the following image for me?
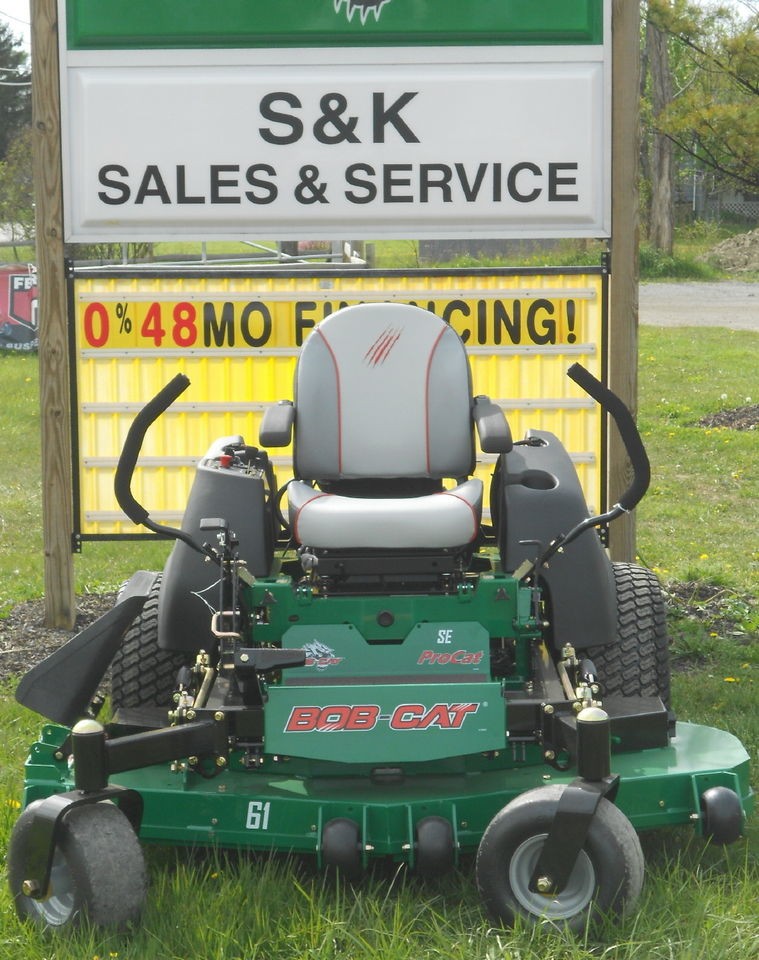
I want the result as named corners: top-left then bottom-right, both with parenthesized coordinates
top-left (492, 430), bottom-right (617, 651)
top-left (15, 571), bottom-right (159, 725)
top-left (158, 452), bottom-right (275, 652)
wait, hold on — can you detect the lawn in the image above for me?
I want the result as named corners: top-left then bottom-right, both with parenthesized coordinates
top-left (2, 221), bottom-right (753, 279)
top-left (0, 322), bottom-right (757, 959)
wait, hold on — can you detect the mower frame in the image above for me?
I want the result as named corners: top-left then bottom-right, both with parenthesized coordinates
top-left (8, 309), bottom-right (754, 934)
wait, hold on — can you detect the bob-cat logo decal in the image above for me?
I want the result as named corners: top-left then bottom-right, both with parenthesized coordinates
top-left (285, 702), bottom-right (480, 733)
top-left (334, 0), bottom-right (394, 25)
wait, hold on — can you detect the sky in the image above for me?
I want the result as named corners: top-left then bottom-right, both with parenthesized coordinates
top-left (0, 1), bottom-right (30, 54)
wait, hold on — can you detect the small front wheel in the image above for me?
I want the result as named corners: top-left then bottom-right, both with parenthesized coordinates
top-left (321, 817), bottom-right (362, 880)
top-left (415, 815), bottom-right (455, 878)
top-left (476, 785), bottom-right (644, 933)
top-left (701, 786), bottom-right (743, 845)
top-left (7, 801), bottom-right (147, 931)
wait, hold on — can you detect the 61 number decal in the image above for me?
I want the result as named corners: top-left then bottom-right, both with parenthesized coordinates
top-left (246, 800), bottom-right (272, 831)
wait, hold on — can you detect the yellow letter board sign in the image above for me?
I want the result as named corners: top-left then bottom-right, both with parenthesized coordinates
top-left (70, 266), bottom-right (607, 539)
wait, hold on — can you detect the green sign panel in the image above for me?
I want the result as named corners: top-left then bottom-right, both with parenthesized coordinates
top-left (65, 0), bottom-right (603, 49)
top-left (265, 681), bottom-right (506, 763)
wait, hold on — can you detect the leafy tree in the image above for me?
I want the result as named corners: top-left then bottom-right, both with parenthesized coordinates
top-left (0, 124), bottom-right (152, 263)
top-left (641, 11), bottom-right (675, 254)
top-left (0, 126), bottom-right (35, 256)
top-left (0, 22), bottom-right (30, 160)
top-left (645, 0), bottom-right (759, 192)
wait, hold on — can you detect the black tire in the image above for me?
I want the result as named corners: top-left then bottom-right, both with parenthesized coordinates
top-left (581, 562), bottom-right (671, 707)
top-left (476, 784), bottom-right (644, 933)
top-left (8, 801), bottom-right (147, 931)
top-left (111, 576), bottom-right (189, 710)
top-left (415, 816), bottom-right (455, 878)
top-left (321, 818), bottom-right (362, 880)
top-left (701, 786), bottom-right (744, 845)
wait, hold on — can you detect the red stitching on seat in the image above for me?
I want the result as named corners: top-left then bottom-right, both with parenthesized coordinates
top-left (438, 489), bottom-right (480, 542)
top-left (293, 492), bottom-right (331, 543)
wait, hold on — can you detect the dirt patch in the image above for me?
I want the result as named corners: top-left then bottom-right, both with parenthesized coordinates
top-left (663, 581), bottom-right (755, 676)
top-left (703, 228), bottom-right (759, 274)
top-left (0, 593), bottom-right (115, 684)
top-left (698, 404), bottom-right (759, 431)
top-left (663, 580), bottom-right (753, 639)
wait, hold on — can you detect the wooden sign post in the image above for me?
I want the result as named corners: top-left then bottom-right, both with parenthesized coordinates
top-left (33, 0), bottom-right (76, 628)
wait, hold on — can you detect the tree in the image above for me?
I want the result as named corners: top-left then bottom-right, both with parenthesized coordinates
top-left (0, 22), bottom-right (31, 160)
top-left (0, 126), bottom-right (35, 255)
top-left (646, 0), bottom-right (759, 192)
top-left (644, 12), bottom-right (675, 254)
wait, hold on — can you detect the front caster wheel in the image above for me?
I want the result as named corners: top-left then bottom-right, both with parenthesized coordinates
top-left (321, 817), bottom-right (362, 880)
top-left (476, 785), bottom-right (644, 933)
top-left (7, 801), bottom-right (147, 931)
top-left (415, 815), bottom-right (455, 878)
top-left (701, 786), bottom-right (743, 845)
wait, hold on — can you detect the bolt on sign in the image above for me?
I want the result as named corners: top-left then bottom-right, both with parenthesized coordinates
top-left (59, 0), bottom-right (610, 241)
top-left (70, 267), bottom-right (607, 540)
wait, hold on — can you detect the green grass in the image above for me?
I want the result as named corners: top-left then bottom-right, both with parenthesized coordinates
top-left (2, 221), bottom-right (754, 279)
top-left (0, 351), bottom-right (170, 615)
top-left (636, 327), bottom-right (759, 596)
top-left (0, 324), bottom-right (757, 957)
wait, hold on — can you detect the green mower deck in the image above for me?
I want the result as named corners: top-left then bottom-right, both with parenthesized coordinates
top-left (22, 720), bottom-right (753, 865)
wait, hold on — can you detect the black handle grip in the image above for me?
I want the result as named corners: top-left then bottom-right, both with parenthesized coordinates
top-left (114, 374), bottom-right (190, 524)
top-left (567, 363), bottom-right (650, 511)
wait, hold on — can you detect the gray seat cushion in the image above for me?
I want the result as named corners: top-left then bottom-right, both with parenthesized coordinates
top-left (288, 478), bottom-right (484, 550)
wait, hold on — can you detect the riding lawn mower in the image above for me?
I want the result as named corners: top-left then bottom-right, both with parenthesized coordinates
top-left (7, 302), bottom-right (753, 933)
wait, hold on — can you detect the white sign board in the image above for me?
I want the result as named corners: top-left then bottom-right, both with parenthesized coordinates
top-left (59, 20), bottom-right (610, 241)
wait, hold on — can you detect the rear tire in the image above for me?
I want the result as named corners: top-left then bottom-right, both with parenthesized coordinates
top-left (110, 576), bottom-right (188, 710)
top-left (581, 562), bottom-right (671, 706)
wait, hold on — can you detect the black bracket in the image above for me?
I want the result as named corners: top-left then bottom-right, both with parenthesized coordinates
top-left (20, 786), bottom-right (143, 901)
top-left (528, 775), bottom-right (619, 895)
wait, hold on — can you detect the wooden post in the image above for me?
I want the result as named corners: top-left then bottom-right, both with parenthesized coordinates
top-left (608, 0), bottom-right (641, 563)
top-left (32, 0), bottom-right (76, 628)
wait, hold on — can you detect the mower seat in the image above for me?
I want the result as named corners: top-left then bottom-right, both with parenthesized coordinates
top-left (260, 303), bottom-right (511, 561)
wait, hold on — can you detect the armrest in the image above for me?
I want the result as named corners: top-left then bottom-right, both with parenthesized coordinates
top-left (472, 396), bottom-right (512, 453)
top-left (260, 400), bottom-right (295, 447)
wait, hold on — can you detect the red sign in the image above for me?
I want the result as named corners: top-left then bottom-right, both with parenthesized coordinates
top-left (0, 266), bottom-right (38, 348)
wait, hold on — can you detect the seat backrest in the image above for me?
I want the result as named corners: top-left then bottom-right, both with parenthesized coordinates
top-left (294, 303), bottom-right (475, 481)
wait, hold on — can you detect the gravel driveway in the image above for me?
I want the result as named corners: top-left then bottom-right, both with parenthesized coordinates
top-left (639, 281), bottom-right (759, 331)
